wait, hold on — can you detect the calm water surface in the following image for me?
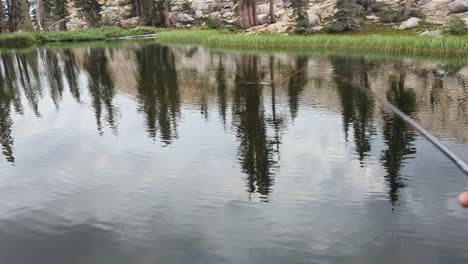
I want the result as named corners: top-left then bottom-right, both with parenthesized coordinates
top-left (1, 42), bottom-right (468, 263)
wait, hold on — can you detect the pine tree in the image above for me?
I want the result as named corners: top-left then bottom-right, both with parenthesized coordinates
top-left (74, 0), bottom-right (101, 27)
top-left (6, 0), bottom-right (20, 32)
top-left (19, 0), bottom-right (33, 31)
top-left (0, 0), bottom-right (7, 33)
top-left (51, 0), bottom-right (68, 30)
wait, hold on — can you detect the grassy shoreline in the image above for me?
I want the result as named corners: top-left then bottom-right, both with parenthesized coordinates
top-left (1, 27), bottom-right (467, 56)
top-left (157, 30), bottom-right (468, 56)
top-left (0, 27), bottom-right (160, 46)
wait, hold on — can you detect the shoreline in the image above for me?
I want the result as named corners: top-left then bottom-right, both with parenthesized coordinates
top-left (0, 27), bottom-right (467, 57)
top-left (0, 27), bottom-right (161, 47)
top-left (156, 30), bottom-right (468, 56)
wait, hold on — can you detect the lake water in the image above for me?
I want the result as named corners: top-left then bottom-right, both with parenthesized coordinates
top-left (1, 41), bottom-right (468, 263)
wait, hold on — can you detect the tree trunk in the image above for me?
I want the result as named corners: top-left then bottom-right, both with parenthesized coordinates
top-left (0, 0), bottom-right (5, 33)
top-left (403, 0), bottom-right (412, 18)
top-left (252, 0), bottom-right (258, 26)
top-left (298, 0), bottom-right (305, 19)
top-left (270, 0), bottom-right (276, 23)
top-left (7, 0), bottom-right (20, 32)
top-left (134, 0), bottom-right (142, 17)
top-left (240, 0), bottom-right (249, 29)
top-left (240, 0), bottom-right (258, 29)
top-left (248, 4), bottom-right (254, 26)
top-left (58, 1), bottom-right (67, 30)
top-left (36, 0), bottom-right (44, 31)
top-left (163, 0), bottom-right (171, 27)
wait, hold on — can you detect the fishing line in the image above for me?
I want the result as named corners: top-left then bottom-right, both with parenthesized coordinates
top-left (368, 91), bottom-right (468, 177)
top-left (279, 65), bottom-right (468, 177)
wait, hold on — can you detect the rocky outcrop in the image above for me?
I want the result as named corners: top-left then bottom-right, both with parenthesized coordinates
top-left (63, 0), bottom-right (468, 31)
top-left (420, 0), bottom-right (452, 24)
top-left (449, 0), bottom-right (468, 13)
top-left (100, 0), bottom-right (133, 26)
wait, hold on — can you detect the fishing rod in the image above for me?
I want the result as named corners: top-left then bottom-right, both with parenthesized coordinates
top-left (278, 65), bottom-right (468, 177)
top-left (370, 92), bottom-right (468, 177)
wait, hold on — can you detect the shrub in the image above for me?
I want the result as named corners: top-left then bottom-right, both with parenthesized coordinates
top-left (409, 8), bottom-right (425, 19)
top-left (370, 1), bottom-right (386, 12)
top-left (205, 17), bottom-right (222, 30)
top-left (295, 17), bottom-right (311, 34)
top-left (328, 0), bottom-right (364, 32)
top-left (118, 0), bottom-right (130, 6)
top-left (376, 9), bottom-right (404, 23)
top-left (443, 15), bottom-right (467, 35)
top-left (356, 0), bottom-right (375, 11)
top-left (181, 0), bottom-right (195, 15)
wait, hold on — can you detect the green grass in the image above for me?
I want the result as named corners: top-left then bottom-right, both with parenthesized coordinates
top-left (0, 27), bottom-right (160, 46)
top-left (157, 29), bottom-right (468, 55)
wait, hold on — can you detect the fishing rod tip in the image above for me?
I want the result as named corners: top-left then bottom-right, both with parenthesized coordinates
top-left (458, 192), bottom-right (468, 208)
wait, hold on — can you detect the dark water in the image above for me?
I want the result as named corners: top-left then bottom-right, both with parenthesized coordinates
top-left (1, 42), bottom-right (468, 263)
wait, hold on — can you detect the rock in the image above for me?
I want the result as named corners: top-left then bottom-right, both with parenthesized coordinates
top-left (119, 16), bottom-right (140, 29)
top-left (398, 17), bottom-right (421, 29)
top-left (266, 21), bottom-right (294, 33)
top-left (449, 0), bottom-right (468, 13)
top-left (244, 24), bottom-right (268, 34)
top-left (102, 6), bottom-right (118, 14)
top-left (279, 13), bottom-right (291, 22)
top-left (222, 11), bottom-right (234, 19)
top-left (258, 14), bottom-right (269, 24)
top-left (210, 11), bottom-right (221, 18)
top-left (420, 0), bottom-right (452, 24)
top-left (419, 29), bottom-right (442, 36)
top-left (433, 67), bottom-right (446, 78)
top-left (177, 13), bottom-right (194, 24)
top-left (195, 10), bottom-right (203, 17)
top-left (244, 21), bottom-right (294, 34)
top-left (275, 9), bottom-right (285, 18)
top-left (311, 26), bottom-right (324, 32)
top-left (365, 15), bottom-right (380, 21)
top-left (310, 1), bottom-right (336, 20)
top-left (257, 3), bottom-right (270, 15)
top-left (307, 12), bottom-right (320, 25)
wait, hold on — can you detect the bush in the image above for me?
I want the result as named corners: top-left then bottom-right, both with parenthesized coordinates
top-left (409, 8), bottom-right (425, 19)
top-left (370, 1), bottom-right (386, 12)
top-left (356, 0), bottom-right (375, 11)
top-left (205, 17), bottom-right (222, 30)
top-left (376, 9), bottom-right (404, 23)
top-left (181, 0), bottom-right (195, 15)
top-left (295, 17), bottom-right (311, 34)
top-left (329, 0), bottom-right (364, 32)
top-left (443, 15), bottom-right (467, 35)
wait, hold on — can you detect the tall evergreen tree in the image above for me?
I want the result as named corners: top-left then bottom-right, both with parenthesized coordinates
top-left (6, 0), bottom-right (20, 32)
top-left (19, 0), bottom-right (33, 31)
top-left (74, 0), bottom-right (101, 27)
top-left (0, 0), bottom-right (7, 33)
